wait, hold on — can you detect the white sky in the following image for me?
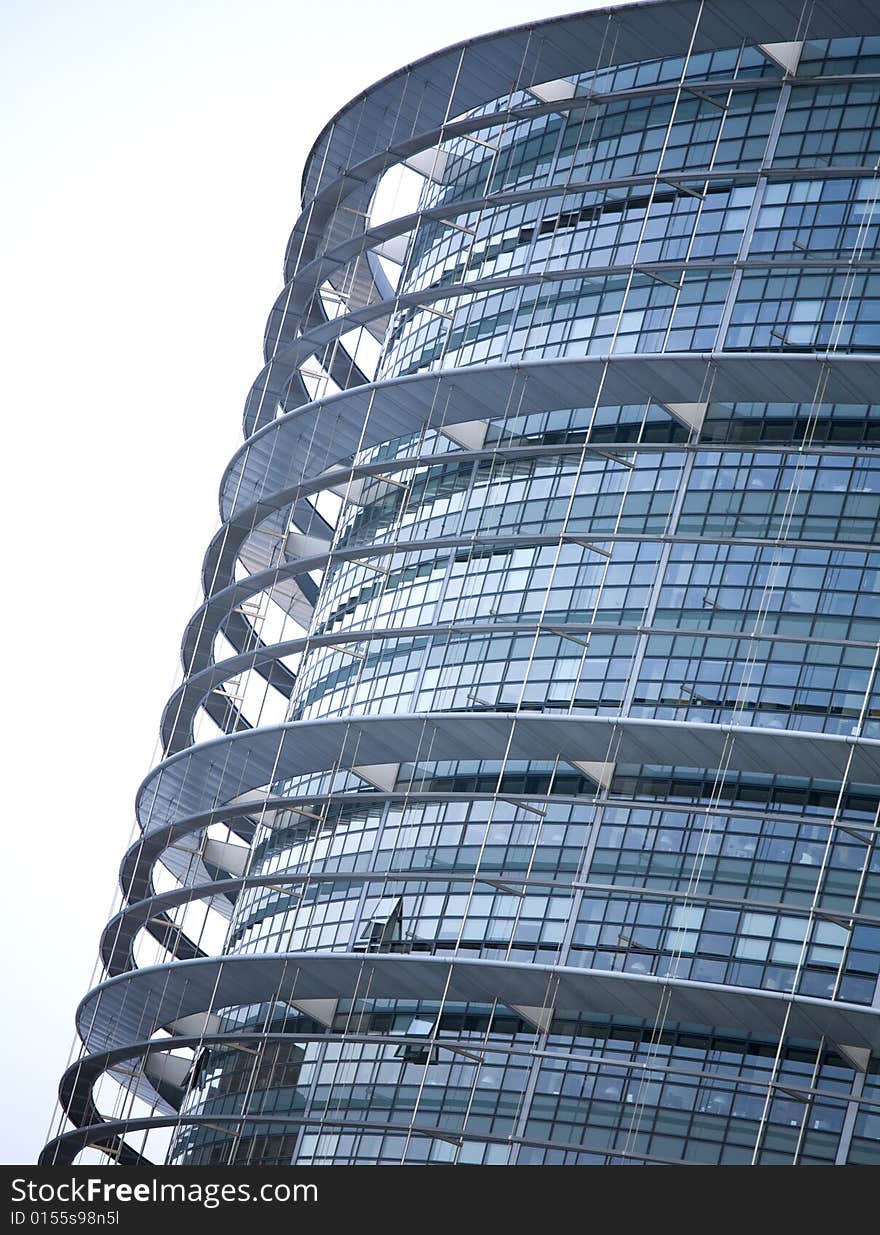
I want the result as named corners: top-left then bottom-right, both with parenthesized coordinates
top-left (0, 0), bottom-right (607, 1164)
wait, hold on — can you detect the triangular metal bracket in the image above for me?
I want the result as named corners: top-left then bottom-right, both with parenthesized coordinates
top-left (326, 473), bottom-right (368, 505)
top-left (508, 1004), bottom-right (555, 1033)
top-left (284, 532), bottom-right (331, 560)
top-left (290, 999), bottom-right (338, 1028)
top-left (527, 79), bottom-right (577, 104)
top-left (403, 147), bottom-right (448, 183)
top-left (835, 1043), bottom-right (871, 1073)
top-left (570, 759), bottom-right (616, 790)
top-left (169, 1012), bottom-right (222, 1037)
top-left (352, 763), bottom-right (400, 792)
top-left (441, 420), bottom-right (489, 451)
top-left (324, 471), bottom-right (407, 507)
top-left (228, 789), bottom-right (270, 808)
top-left (226, 789), bottom-right (279, 830)
top-left (202, 838), bottom-right (249, 877)
top-left (143, 1052), bottom-right (192, 1088)
top-left (661, 402), bottom-right (708, 433)
top-left (373, 234), bottom-right (411, 264)
top-left (758, 41), bottom-right (803, 75)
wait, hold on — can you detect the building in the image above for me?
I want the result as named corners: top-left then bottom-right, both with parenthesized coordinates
top-left (45, 0), bottom-right (880, 1167)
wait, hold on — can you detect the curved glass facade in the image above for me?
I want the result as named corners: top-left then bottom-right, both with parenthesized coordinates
top-left (46, 1), bottom-right (880, 1168)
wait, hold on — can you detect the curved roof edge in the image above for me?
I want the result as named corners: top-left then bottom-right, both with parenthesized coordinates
top-left (296, 0), bottom-right (880, 205)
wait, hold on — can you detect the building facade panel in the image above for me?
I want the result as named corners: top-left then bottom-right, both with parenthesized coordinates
top-left (46, 0), bottom-right (880, 1167)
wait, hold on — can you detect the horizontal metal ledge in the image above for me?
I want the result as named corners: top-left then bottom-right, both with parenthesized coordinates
top-left (261, 251), bottom-right (877, 402)
top-left (120, 783), bottom-right (877, 959)
top-left (76, 951), bottom-right (880, 1063)
top-left (54, 1021), bottom-right (880, 1150)
top-left (207, 429), bottom-right (876, 616)
top-left (48, 1001), bottom-right (880, 1166)
top-left (200, 432), bottom-right (880, 656)
top-left (183, 522), bottom-right (880, 695)
top-left (136, 709), bottom-right (880, 839)
top-left (102, 867), bottom-right (880, 982)
top-left (164, 609), bottom-right (880, 757)
top-left (271, 243), bottom-right (880, 369)
top-left (222, 353), bottom-right (880, 521)
top-left (245, 269), bottom-right (880, 437)
top-left (41, 1108), bottom-right (676, 1169)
